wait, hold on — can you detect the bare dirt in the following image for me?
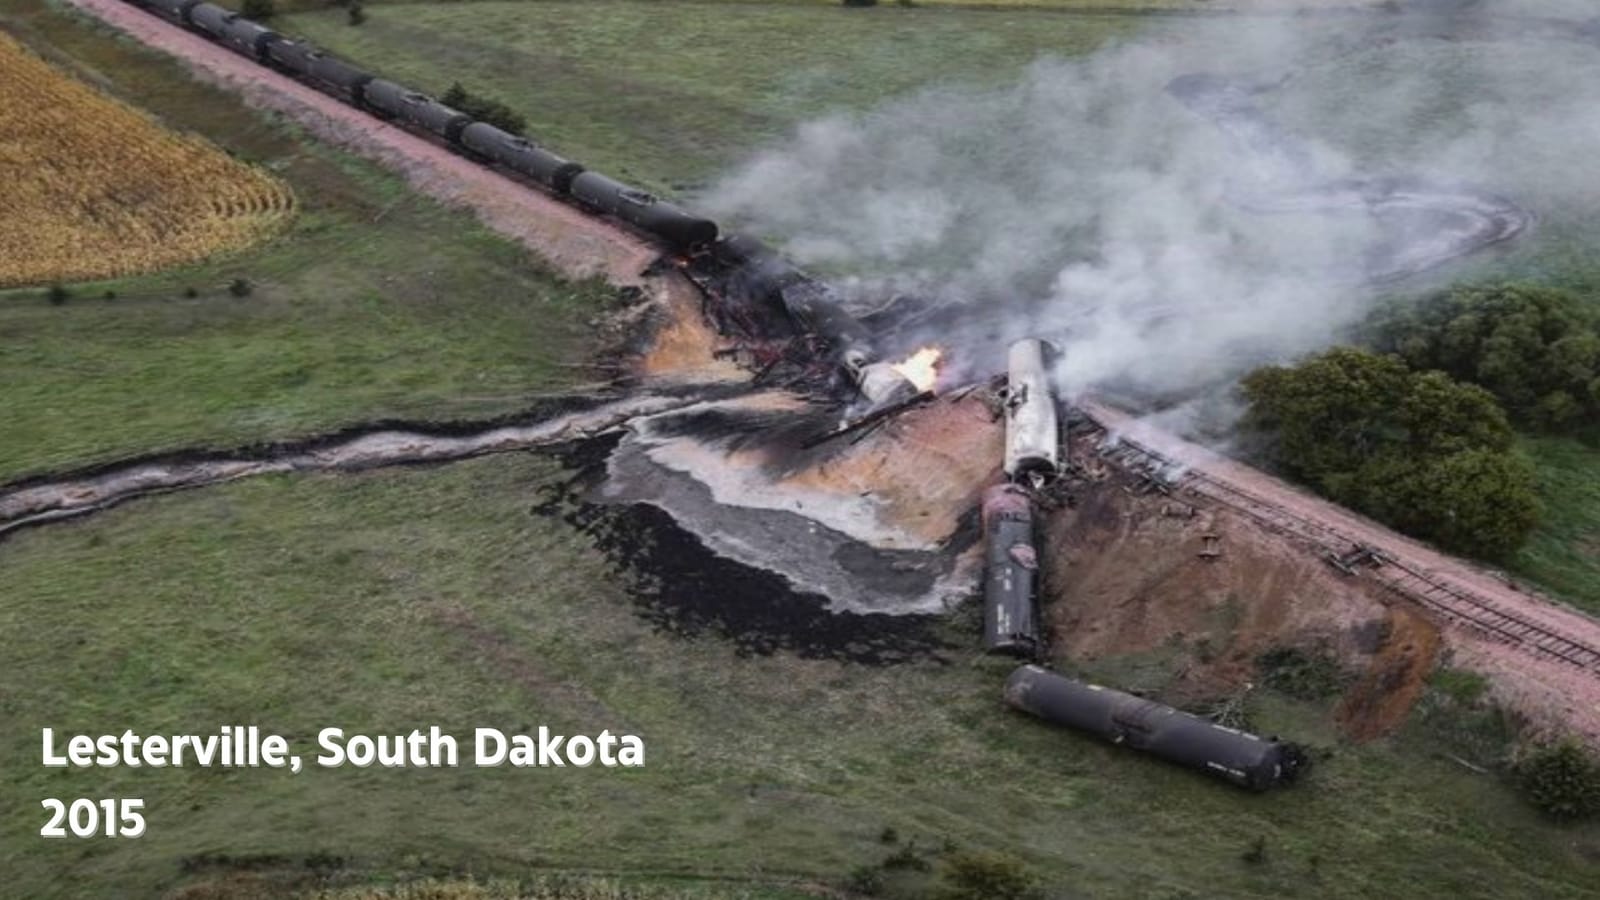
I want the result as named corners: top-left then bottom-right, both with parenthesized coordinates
top-left (1075, 399), bottom-right (1600, 744)
top-left (1040, 451), bottom-right (1425, 738)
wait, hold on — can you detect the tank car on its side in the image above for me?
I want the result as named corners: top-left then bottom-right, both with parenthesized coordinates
top-left (569, 170), bottom-right (718, 252)
top-left (982, 484), bottom-right (1040, 657)
top-left (1004, 665), bottom-right (1307, 791)
top-left (459, 123), bottom-right (583, 194)
top-left (1003, 338), bottom-right (1061, 484)
top-left (362, 79), bottom-right (473, 143)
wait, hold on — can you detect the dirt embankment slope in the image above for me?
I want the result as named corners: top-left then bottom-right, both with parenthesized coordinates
top-left (1063, 401), bottom-right (1600, 744)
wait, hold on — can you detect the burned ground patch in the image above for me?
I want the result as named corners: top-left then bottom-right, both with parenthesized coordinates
top-left (532, 434), bottom-right (949, 665)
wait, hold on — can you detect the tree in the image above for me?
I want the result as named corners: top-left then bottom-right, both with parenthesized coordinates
top-left (1517, 740), bottom-right (1600, 821)
top-left (1241, 347), bottom-right (1539, 558)
top-left (241, 0), bottom-right (275, 19)
top-left (1366, 282), bottom-right (1600, 433)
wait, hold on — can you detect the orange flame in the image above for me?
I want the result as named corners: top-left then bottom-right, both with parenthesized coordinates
top-left (890, 346), bottom-right (943, 393)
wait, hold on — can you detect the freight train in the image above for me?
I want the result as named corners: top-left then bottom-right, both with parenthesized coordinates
top-left (1005, 665), bottom-right (1307, 790)
top-left (121, 0), bottom-right (903, 396)
top-left (134, 0), bottom-right (719, 252)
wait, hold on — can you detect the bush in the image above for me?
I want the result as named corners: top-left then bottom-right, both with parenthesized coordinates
top-left (347, 2), bottom-right (365, 25)
top-left (842, 0), bottom-right (879, 6)
top-left (1516, 740), bottom-right (1600, 821)
top-left (1257, 645), bottom-right (1347, 700)
top-left (45, 284), bottom-right (69, 305)
top-left (1367, 282), bottom-right (1600, 434)
top-left (934, 851), bottom-right (1041, 900)
top-left (441, 82), bottom-right (527, 136)
top-left (228, 277), bottom-right (253, 297)
top-left (242, 0), bottom-right (275, 19)
top-left (845, 865), bottom-right (885, 896)
top-left (1241, 347), bottom-right (1540, 558)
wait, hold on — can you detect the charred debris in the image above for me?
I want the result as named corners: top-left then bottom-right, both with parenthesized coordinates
top-left (682, 236), bottom-right (1307, 791)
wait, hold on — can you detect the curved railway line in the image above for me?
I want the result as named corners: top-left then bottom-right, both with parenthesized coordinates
top-left (1080, 405), bottom-right (1600, 677)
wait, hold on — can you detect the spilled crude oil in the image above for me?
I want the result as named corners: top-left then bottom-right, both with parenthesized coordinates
top-left (531, 434), bottom-right (951, 666)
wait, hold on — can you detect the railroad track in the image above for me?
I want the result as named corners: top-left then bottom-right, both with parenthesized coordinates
top-left (1084, 422), bottom-right (1600, 677)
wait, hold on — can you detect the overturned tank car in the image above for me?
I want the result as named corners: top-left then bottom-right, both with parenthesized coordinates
top-left (1004, 665), bottom-right (1307, 791)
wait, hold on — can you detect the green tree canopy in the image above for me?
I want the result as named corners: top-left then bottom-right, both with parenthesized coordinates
top-left (1366, 282), bottom-right (1600, 433)
top-left (1241, 347), bottom-right (1539, 558)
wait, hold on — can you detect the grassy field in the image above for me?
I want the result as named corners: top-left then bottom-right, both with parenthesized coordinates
top-left (2, 454), bottom-right (1597, 899)
top-left (0, 0), bottom-right (607, 483)
top-left (276, 0), bottom-right (1141, 193)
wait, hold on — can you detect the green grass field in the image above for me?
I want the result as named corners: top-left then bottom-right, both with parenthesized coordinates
top-left (3, 455), bottom-right (1596, 899)
top-left (276, 0), bottom-right (1141, 193)
top-left (0, 0), bottom-right (607, 483)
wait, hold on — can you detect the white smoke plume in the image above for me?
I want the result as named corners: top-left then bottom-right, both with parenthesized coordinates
top-left (703, 4), bottom-right (1600, 413)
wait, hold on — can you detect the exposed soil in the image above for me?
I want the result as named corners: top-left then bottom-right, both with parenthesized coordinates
top-left (1074, 400), bottom-right (1600, 744)
top-left (1337, 606), bottom-right (1441, 740)
top-left (1040, 454), bottom-right (1423, 737)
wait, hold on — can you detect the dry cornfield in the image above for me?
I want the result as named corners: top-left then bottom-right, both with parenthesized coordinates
top-left (0, 31), bottom-right (294, 288)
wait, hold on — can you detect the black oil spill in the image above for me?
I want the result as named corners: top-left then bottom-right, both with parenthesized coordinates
top-left (532, 434), bottom-right (949, 666)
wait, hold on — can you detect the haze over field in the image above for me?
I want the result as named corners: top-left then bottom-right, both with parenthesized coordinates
top-left (705, 5), bottom-right (1600, 406)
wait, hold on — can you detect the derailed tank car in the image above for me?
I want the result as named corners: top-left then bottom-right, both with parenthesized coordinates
top-left (982, 484), bottom-right (1040, 657)
top-left (1005, 665), bottom-right (1307, 790)
top-left (1003, 338), bottom-right (1061, 483)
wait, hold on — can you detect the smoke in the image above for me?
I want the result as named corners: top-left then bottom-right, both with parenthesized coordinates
top-left (702, 5), bottom-right (1600, 415)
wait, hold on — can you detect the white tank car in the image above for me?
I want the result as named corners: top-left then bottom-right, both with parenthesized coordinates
top-left (1003, 339), bottom-right (1061, 482)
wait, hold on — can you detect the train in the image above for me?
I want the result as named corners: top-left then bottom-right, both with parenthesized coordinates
top-left (1005, 665), bottom-right (1307, 790)
top-left (120, 0), bottom-right (903, 398)
top-left (130, 0), bottom-right (718, 254)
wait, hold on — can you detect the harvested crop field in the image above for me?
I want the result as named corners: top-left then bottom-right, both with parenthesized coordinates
top-left (0, 31), bottom-right (292, 287)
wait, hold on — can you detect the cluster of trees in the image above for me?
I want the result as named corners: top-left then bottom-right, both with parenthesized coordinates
top-left (1366, 282), bottom-right (1600, 435)
top-left (442, 82), bottom-right (527, 136)
top-left (1240, 346), bottom-right (1539, 559)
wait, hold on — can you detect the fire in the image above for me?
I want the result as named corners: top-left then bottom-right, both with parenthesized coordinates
top-left (890, 346), bottom-right (943, 393)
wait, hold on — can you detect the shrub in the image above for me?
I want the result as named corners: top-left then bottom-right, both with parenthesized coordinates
top-left (934, 851), bottom-right (1041, 900)
top-left (441, 82), bottom-right (527, 136)
top-left (845, 865), bottom-right (885, 896)
top-left (1257, 645), bottom-right (1347, 700)
top-left (842, 0), bottom-right (880, 6)
top-left (242, 0), bottom-right (275, 19)
top-left (228, 277), bottom-right (253, 297)
top-left (46, 284), bottom-right (69, 305)
top-left (1516, 740), bottom-right (1600, 821)
top-left (347, 2), bottom-right (365, 26)
top-left (1241, 347), bottom-right (1540, 558)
